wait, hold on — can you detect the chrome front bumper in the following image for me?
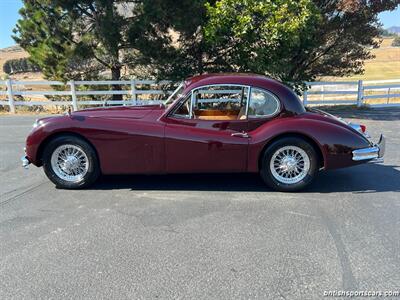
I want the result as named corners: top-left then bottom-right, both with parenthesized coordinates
top-left (21, 155), bottom-right (31, 169)
top-left (352, 134), bottom-right (386, 163)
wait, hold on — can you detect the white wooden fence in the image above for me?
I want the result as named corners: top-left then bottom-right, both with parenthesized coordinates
top-left (0, 79), bottom-right (174, 113)
top-left (303, 79), bottom-right (400, 108)
top-left (1, 78), bottom-right (400, 113)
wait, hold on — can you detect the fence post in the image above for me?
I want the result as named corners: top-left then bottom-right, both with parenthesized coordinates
top-left (321, 85), bottom-right (324, 102)
top-left (130, 79), bottom-right (137, 105)
top-left (357, 80), bottom-right (363, 107)
top-left (6, 79), bottom-right (15, 114)
top-left (70, 80), bottom-right (78, 111)
top-left (303, 89), bottom-right (308, 106)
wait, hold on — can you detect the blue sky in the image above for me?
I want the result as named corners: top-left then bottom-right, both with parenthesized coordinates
top-left (0, 0), bottom-right (399, 49)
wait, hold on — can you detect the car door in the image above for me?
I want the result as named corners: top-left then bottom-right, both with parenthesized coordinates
top-left (163, 84), bottom-right (250, 173)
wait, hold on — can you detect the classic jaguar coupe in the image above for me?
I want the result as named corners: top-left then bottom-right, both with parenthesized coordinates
top-left (22, 74), bottom-right (385, 191)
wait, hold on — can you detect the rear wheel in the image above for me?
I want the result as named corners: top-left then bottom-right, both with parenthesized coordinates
top-left (42, 135), bottom-right (100, 189)
top-left (260, 137), bottom-right (318, 192)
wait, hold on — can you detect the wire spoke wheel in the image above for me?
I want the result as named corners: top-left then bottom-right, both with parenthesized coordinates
top-left (50, 144), bottom-right (89, 183)
top-left (269, 145), bottom-right (310, 185)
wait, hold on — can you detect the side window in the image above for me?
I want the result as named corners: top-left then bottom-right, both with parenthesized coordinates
top-left (248, 88), bottom-right (280, 118)
top-left (192, 85), bottom-right (249, 120)
top-left (171, 94), bottom-right (191, 118)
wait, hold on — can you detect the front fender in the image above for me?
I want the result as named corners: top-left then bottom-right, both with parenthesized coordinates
top-left (247, 116), bottom-right (371, 172)
top-left (25, 114), bottom-right (98, 166)
top-left (25, 115), bottom-right (73, 166)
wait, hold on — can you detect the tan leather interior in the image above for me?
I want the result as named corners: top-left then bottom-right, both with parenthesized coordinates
top-left (194, 109), bottom-right (240, 120)
top-left (197, 115), bottom-right (238, 120)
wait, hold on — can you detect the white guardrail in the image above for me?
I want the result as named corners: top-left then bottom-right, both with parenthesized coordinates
top-left (1, 78), bottom-right (400, 113)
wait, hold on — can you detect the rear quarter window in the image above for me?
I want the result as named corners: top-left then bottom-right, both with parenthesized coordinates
top-left (248, 88), bottom-right (280, 118)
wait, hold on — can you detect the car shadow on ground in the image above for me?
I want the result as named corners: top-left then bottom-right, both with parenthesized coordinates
top-left (92, 164), bottom-right (400, 193)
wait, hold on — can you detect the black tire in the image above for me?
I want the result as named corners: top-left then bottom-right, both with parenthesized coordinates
top-left (42, 135), bottom-right (100, 189)
top-left (260, 137), bottom-right (318, 192)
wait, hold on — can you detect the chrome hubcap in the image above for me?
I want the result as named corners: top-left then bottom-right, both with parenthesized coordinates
top-left (51, 144), bottom-right (89, 182)
top-left (270, 146), bottom-right (310, 185)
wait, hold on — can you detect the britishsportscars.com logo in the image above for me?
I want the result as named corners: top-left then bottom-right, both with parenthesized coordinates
top-left (324, 290), bottom-right (400, 297)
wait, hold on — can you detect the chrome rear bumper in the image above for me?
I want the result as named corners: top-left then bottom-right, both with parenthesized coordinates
top-left (352, 134), bottom-right (385, 163)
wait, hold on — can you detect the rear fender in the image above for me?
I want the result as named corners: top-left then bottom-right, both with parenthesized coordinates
top-left (248, 117), bottom-right (371, 172)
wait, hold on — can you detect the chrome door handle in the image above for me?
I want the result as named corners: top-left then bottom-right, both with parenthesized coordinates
top-left (231, 132), bottom-right (250, 138)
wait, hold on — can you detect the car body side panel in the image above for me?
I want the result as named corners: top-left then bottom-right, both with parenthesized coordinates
top-left (163, 117), bottom-right (249, 173)
top-left (247, 115), bottom-right (372, 172)
top-left (27, 110), bottom-right (166, 174)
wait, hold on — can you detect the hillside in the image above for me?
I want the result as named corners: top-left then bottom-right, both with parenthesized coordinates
top-left (0, 45), bottom-right (43, 81)
top-left (387, 26), bottom-right (400, 35)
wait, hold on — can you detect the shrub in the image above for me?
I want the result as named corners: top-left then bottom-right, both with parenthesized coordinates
top-left (392, 36), bottom-right (400, 47)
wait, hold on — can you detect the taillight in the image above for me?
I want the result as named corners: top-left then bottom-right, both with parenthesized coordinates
top-left (348, 122), bottom-right (368, 135)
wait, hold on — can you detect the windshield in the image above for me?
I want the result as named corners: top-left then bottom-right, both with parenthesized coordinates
top-left (164, 82), bottom-right (184, 108)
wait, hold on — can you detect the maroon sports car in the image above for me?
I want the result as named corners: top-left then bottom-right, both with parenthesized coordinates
top-left (22, 74), bottom-right (385, 191)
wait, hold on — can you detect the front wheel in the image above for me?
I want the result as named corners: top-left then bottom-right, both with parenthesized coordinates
top-left (260, 137), bottom-right (319, 192)
top-left (42, 135), bottom-right (100, 189)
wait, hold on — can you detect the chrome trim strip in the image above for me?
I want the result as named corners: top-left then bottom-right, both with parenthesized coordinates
top-left (165, 82), bottom-right (184, 104)
top-left (245, 86), bottom-right (251, 117)
top-left (190, 90), bottom-right (194, 118)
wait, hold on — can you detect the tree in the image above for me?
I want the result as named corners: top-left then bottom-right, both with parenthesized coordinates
top-left (13, 0), bottom-right (212, 97)
top-left (13, 0), bottom-right (400, 91)
top-left (204, 0), bottom-right (400, 88)
top-left (204, 0), bottom-right (320, 86)
top-left (13, 0), bottom-right (141, 99)
top-left (392, 36), bottom-right (400, 47)
top-left (135, 0), bottom-right (400, 89)
top-left (127, 0), bottom-right (218, 81)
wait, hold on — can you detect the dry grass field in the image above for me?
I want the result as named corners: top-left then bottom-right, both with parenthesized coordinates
top-left (325, 38), bottom-right (400, 81)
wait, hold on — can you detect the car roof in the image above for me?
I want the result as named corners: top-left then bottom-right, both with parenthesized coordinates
top-left (183, 73), bottom-right (305, 115)
top-left (184, 73), bottom-right (281, 90)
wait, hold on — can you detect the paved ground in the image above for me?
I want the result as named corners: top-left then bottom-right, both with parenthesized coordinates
top-left (1, 109), bottom-right (399, 300)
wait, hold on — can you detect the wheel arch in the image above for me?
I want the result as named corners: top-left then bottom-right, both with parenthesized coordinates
top-left (257, 132), bottom-right (325, 171)
top-left (36, 131), bottom-right (100, 168)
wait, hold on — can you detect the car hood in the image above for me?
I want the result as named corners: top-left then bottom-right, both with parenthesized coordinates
top-left (71, 105), bottom-right (163, 119)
